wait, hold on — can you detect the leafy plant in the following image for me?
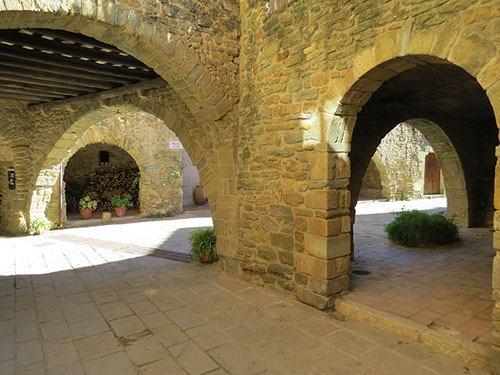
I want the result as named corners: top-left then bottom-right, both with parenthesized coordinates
top-left (29, 216), bottom-right (53, 235)
top-left (189, 228), bottom-right (217, 262)
top-left (132, 176), bottom-right (139, 188)
top-left (79, 196), bottom-right (97, 210)
top-left (385, 210), bottom-right (459, 247)
top-left (111, 193), bottom-right (133, 208)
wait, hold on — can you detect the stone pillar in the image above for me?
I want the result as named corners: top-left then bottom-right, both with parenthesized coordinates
top-left (295, 146), bottom-right (351, 309)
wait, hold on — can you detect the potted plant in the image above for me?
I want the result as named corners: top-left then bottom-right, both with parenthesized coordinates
top-left (189, 228), bottom-right (217, 263)
top-left (111, 193), bottom-right (133, 217)
top-left (29, 216), bottom-right (53, 235)
top-left (79, 196), bottom-right (97, 219)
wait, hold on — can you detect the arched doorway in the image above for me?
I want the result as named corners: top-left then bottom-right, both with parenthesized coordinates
top-left (343, 56), bottom-right (497, 347)
top-left (64, 143), bottom-right (141, 220)
top-left (0, 19), bottom-right (237, 262)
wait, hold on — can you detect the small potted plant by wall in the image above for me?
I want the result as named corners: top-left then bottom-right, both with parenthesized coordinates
top-left (29, 216), bottom-right (53, 235)
top-left (189, 228), bottom-right (217, 263)
top-left (79, 196), bottom-right (97, 219)
top-left (111, 193), bottom-right (133, 217)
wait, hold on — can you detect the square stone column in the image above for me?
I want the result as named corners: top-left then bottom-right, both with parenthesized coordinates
top-left (295, 147), bottom-right (352, 309)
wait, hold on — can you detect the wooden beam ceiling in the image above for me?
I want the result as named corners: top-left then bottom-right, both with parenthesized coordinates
top-left (0, 29), bottom-right (163, 105)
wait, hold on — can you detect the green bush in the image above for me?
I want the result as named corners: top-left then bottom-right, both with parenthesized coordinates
top-left (189, 228), bottom-right (217, 262)
top-left (384, 210), bottom-right (459, 247)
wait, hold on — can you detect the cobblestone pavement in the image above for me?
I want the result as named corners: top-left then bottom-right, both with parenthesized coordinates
top-left (350, 199), bottom-right (494, 346)
top-left (0, 228), bottom-right (488, 375)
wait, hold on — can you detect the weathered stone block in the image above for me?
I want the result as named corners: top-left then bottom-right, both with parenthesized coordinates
top-left (304, 233), bottom-right (350, 260)
top-left (295, 252), bottom-right (349, 279)
top-left (270, 233), bottom-right (294, 251)
top-left (295, 287), bottom-right (333, 310)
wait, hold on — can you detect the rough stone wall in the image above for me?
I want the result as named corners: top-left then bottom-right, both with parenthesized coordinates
top-left (64, 144), bottom-right (138, 188)
top-left (359, 160), bottom-right (383, 200)
top-left (375, 123), bottom-right (435, 201)
top-left (239, 0), bottom-right (500, 358)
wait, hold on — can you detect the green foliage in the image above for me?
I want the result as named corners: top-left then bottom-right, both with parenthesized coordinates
top-left (29, 216), bottom-right (53, 235)
top-left (189, 228), bottom-right (217, 260)
top-left (132, 177), bottom-right (139, 188)
top-left (385, 210), bottom-right (459, 247)
top-left (166, 170), bottom-right (181, 185)
top-left (111, 193), bottom-right (133, 208)
top-left (79, 196), bottom-right (97, 210)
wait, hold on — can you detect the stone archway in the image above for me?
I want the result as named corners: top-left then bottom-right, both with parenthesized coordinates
top-left (333, 55), bottom-right (498, 362)
top-left (0, 3), bottom-right (233, 124)
top-left (41, 111), bottom-right (184, 225)
top-left (0, 6), bottom-right (239, 261)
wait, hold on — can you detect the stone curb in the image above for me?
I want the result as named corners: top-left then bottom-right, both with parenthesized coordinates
top-left (335, 299), bottom-right (493, 371)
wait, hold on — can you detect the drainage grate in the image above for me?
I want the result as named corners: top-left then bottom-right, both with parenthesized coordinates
top-left (352, 269), bottom-right (371, 276)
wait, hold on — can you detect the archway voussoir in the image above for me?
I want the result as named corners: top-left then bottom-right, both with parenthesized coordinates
top-left (373, 30), bottom-right (399, 67)
top-left (449, 32), bottom-right (497, 77)
top-left (477, 55), bottom-right (500, 91)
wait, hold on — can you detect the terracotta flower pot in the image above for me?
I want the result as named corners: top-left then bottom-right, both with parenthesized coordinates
top-left (114, 207), bottom-right (127, 217)
top-left (200, 251), bottom-right (215, 264)
top-left (80, 208), bottom-right (92, 220)
top-left (193, 185), bottom-right (207, 205)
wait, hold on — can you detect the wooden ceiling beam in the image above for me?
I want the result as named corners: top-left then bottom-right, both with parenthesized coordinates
top-left (0, 92), bottom-right (49, 103)
top-left (0, 80), bottom-right (83, 96)
top-left (0, 65), bottom-right (115, 90)
top-left (0, 74), bottom-right (96, 92)
top-left (0, 56), bottom-right (133, 85)
top-left (0, 31), bottom-right (149, 69)
top-left (0, 86), bottom-right (66, 99)
top-left (0, 46), bottom-right (155, 80)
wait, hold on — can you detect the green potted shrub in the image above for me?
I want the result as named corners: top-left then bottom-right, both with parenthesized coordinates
top-left (385, 210), bottom-right (459, 247)
top-left (79, 196), bottom-right (97, 219)
top-left (29, 216), bottom-right (53, 235)
top-left (111, 193), bottom-right (133, 217)
top-left (189, 228), bottom-right (217, 263)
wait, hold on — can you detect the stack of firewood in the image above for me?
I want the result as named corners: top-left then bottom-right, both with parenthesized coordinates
top-left (85, 169), bottom-right (140, 211)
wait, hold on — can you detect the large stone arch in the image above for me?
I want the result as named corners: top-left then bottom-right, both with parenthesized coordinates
top-left (351, 118), bottom-right (469, 226)
top-left (28, 97), bottom-right (219, 224)
top-left (319, 26), bottom-right (499, 358)
top-left (41, 111), bottom-right (184, 224)
top-left (0, 2), bottom-right (232, 124)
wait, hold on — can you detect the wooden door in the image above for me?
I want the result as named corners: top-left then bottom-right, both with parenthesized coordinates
top-left (424, 153), bottom-right (440, 195)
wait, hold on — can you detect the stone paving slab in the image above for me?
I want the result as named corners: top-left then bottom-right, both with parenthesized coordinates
top-left (0, 233), bottom-right (490, 375)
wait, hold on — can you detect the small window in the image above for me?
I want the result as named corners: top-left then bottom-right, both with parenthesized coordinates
top-left (99, 151), bottom-right (110, 165)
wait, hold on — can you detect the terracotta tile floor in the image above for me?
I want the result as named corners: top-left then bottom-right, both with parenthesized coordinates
top-left (347, 199), bottom-right (495, 346)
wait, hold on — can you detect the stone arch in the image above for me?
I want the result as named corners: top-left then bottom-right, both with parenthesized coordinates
top-left (337, 56), bottom-right (498, 226)
top-left (405, 119), bottom-right (468, 225)
top-left (48, 112), bottom-right (184, 224)
top-left (0, 3), bottom-right (232, 124)
top-left (28, 98), bottom-right (216, 226)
